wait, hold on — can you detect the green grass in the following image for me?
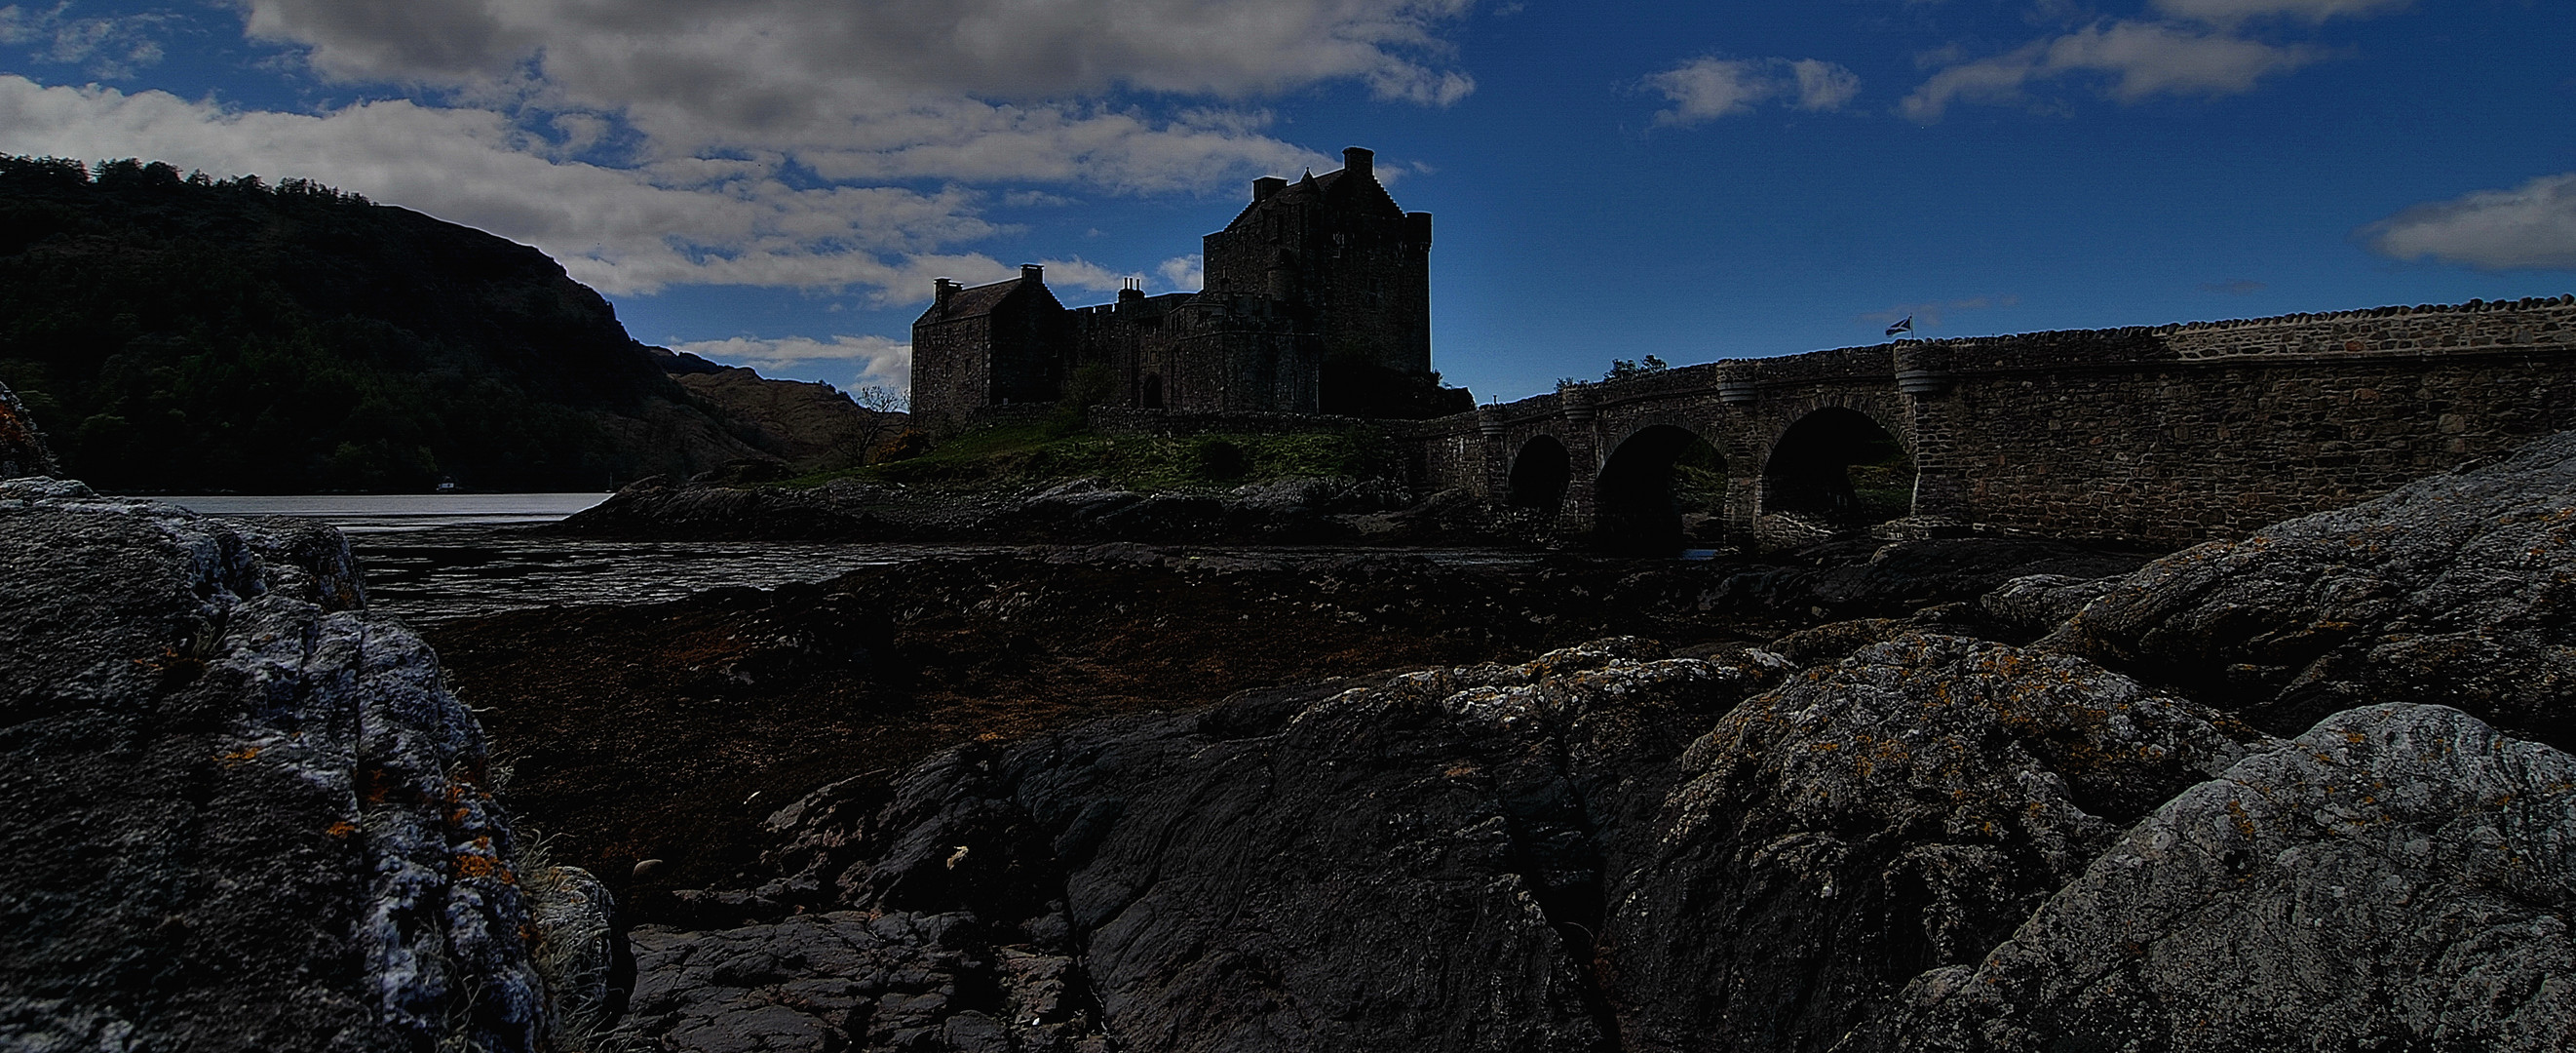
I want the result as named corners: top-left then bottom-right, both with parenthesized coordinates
top-left (779, 423), bottom-right (1396, 493)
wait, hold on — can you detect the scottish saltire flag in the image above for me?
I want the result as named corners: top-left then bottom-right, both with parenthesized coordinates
top-left (1886, 316), bottom-right (1913, 336)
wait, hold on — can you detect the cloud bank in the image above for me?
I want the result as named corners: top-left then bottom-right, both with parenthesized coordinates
top-left (1900, 0), bottom-right (2411, 123)
top-left (1903, 20), bottom-right (2315, 121)
top-left (1, 0), bottom-right (1480, 303)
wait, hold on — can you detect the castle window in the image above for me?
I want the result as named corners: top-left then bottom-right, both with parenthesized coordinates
top-left (1143, 373), bottom-right (1165, 410)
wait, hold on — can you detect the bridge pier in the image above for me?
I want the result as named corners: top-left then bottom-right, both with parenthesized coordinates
top-left (1713, 364), bottom-right (1764, 548)
top-left (1555, 387), bottom-right (1601, 535)
top-left (1894, 345), bottom-right (1967, 524)
top-left (1474, 409), bottom-right (1510, 502)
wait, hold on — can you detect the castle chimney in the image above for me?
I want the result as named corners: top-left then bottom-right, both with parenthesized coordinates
top-left (1119, 277), bottom-right (1143, 303)
top-left (1252, 176), bottom-right (1286, 202)
top-left (934, 277), bottom-right (958, 309)
top-left (1020, 263), bottom-right (1044, 285)
top-left (1343, 146), bottom-right (1373, 177)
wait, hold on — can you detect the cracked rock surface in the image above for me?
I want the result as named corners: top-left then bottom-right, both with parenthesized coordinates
top-left (0, 479), bottom-right (587, 1053)
top-left (2045, 429), bottom-right (2576, 750)
top-left (1855, 702), bottom-right (2576, 1053)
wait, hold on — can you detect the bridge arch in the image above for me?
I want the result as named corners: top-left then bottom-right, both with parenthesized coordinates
top-left (1758, 406), bottom-right (1916, 534)
top-left (1594, 423), bottom-right (1729, 554)
top-left (1506, 435), bottom-right (1572, 513)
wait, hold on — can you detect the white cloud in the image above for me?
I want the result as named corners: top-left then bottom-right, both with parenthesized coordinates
top-left (790, 106), bottom-right (1329, 195)
top-left (673, 333), bottom-right (913, 391)
top-left (1789, 59), bottom-right (1863, 111)
top-left (1642, 56), bottom-right (1862, 126)
top-left (2152, 0), bottom-right (2408, 24)
top-left (1033, 257), bottom-right (1145, 293)
top-left (0, 4), bottom-right (171, 78)
top-left (1903, 20), bottom-right (2317, 121)
top-left (1159, 254), bottom-right (1205, 292)
top-left (237, 0), bottom-right (1481, 147)
top-left (2363, 173), bottom-right (2576, 270)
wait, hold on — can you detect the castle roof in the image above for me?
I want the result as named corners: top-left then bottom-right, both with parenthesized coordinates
top-left (938, 277), bottom-right (1024, 319)
top-left (916, 270), bottom-right (1059, 323)
top-left (1221, 162), bottom-right (1405, 233)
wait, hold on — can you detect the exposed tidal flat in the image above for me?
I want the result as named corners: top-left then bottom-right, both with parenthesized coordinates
top-left (163, 490), bottom-right (1583, 622)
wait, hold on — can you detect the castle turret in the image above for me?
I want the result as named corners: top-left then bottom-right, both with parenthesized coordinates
top-left (1201, 145), bottom-right (1434, 414)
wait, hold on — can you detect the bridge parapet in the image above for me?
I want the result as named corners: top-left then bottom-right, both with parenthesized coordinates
top-left (2163, 296), bottom-right (2576, 361)
top-left (1401, 295), bottom-right (2576, 548)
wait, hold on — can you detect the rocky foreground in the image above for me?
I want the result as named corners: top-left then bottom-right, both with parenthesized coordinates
top-left (600, 431), bottom-right (2576, 1053)
top-left (0, 478), bottom-right (610, 1052)
top-left (6, 429), bottom-right (2576, 1051)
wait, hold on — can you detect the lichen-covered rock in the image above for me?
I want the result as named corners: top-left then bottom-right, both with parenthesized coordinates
top-left (2046, 429), bottom-right (2576, 750)
top-left (1857, 703), bottom-right (2576, 1053)
top-left (1761, 603), bottom-right (1983, 667)
top-left (1602, 633), bottom-right (2276, 1053)
top-left (1978, 572), bottom-right (2117, 638)
top-left (0, 480), bottom-right (571, 1052)
top-left (0, 378), bottom-right (58, 479)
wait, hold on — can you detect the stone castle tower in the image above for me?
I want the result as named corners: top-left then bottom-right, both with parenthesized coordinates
top-left (910, 146), bottom-right (1465, 432)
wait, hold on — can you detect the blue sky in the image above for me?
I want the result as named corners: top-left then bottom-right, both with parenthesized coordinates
top-left (3, 0), bottom-right (2570, 404)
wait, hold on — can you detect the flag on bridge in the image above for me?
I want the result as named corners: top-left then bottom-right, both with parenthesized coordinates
top-left (1886, 316), bottom-right (1913, 336)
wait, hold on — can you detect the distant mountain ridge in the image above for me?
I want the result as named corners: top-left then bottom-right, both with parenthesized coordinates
top-left (0, 155), bottom-right (771, 492)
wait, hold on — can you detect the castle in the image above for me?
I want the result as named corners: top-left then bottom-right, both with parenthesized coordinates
top-left (910, 147), bottom-right (1471, 432)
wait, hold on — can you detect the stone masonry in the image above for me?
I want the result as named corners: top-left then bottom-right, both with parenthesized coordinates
top-left (1400, 295), bottom-right (2576, 548)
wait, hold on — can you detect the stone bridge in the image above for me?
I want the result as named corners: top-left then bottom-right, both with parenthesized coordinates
top-left (1394, 295), bottom-right (2576, 550)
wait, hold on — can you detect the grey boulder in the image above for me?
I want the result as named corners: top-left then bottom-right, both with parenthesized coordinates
top-left (1602, 633), bottom-right (2274, 1052)
top-left (2045, 429), bottom-right (2576, 750)
top-left (1858, 702), bottom-right (2576, 1053)
top-left (0, 480), bottom-right (584, 1053)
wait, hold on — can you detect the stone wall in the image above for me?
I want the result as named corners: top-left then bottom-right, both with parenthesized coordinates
top-left (1928, 345), bottom-right (2576, 542)
top-left (1910, 296), bottom-right (2576, 542)
top-left (908, 311), bottom-right (991, 434)
top-left (1400, 295), bottom-right (2576, 547)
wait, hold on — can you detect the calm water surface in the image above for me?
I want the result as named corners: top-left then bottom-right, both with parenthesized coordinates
top-left (171, 492), bottom-right (612, 533)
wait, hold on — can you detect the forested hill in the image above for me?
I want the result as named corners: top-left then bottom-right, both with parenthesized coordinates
top-left (0, 155), bottom-right (767, 492)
